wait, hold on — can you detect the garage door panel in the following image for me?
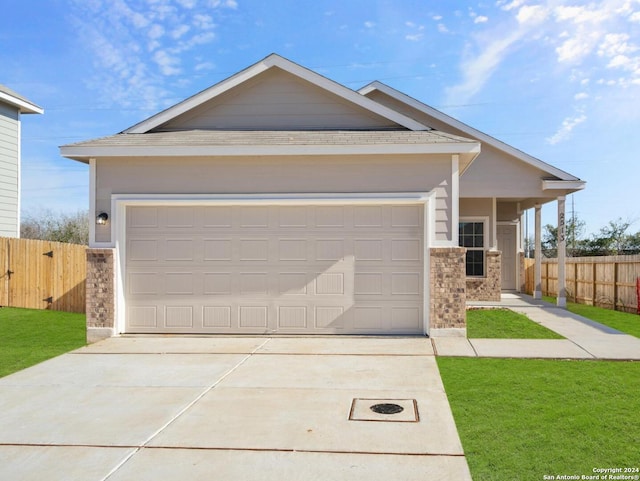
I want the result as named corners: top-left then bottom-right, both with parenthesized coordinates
top-left (125, 204), bottom-right (425, 335)
top-left (239, 306), bottom-right (269, 328)
top-left (165, 306), bottom-right (194, 328)
top-left (128, 306), bottom-right (158, 328)
top-left (203, 306), bottom-right (231, 328)
top-left (166, 206), bottom-right (195, 227)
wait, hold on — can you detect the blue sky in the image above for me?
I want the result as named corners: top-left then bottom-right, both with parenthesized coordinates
top-left (2, 0), bottom-right (639, 236)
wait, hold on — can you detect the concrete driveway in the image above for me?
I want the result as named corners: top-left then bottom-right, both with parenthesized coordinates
top-left (0, 337), bottom-right (471, 481)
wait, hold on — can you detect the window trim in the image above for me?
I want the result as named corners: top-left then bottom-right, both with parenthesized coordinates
top-left (459, 216), bottom-right (489, 278)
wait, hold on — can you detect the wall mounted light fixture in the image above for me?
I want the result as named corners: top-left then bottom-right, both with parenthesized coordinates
top-left (96, 212), bottom-right (109, 225)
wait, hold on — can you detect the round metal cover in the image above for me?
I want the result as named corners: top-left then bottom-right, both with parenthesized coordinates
top-left (370, 403), bottom-right (404, 415)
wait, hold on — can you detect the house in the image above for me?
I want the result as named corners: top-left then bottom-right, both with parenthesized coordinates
top-left (0, 85), bottom-right (43, 237)
top-left (61, 54), bottom-right (584, 343)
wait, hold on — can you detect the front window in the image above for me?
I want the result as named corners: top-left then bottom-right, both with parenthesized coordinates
top-left (459, 221), bottom-right (485, 276)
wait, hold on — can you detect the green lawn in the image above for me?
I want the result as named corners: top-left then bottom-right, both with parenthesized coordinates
top-left (438, 357), bottom-right (640, 481)
top-left (0, 307), bottom-right (86, 378)
top-left (543, 296), bottom-right (640, 338)
top-left (466, 308), bottom-right (564, 339)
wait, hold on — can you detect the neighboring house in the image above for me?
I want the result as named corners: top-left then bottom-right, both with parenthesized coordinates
top-left (0, 85), bottom-right (43, 237)
top-left (61, 54), bottom-right (584, 343)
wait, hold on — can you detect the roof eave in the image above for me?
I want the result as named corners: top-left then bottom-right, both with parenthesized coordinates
top-left (60, 141), bottom-right (481, 163)
top-left (0, 91), bottom-right (44, 114)
top-left (542, 179), bottom-right (586, 193)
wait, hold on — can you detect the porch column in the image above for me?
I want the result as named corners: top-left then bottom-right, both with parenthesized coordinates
top-left (557, 196), bottom-right (567, 307)
top-left (534, 204), bottom-right (542, 299)
top-left (491, 197), bottom-right (498, 250)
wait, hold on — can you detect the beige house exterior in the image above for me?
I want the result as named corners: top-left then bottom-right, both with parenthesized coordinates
top-left (0, 85), bottom-right (43, 237)
top-left (61, 54), bottom-right (584, 343)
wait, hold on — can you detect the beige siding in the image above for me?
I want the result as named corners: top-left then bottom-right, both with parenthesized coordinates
top-left (160, 68), bottom-right (402, 131)
top-left (460, 144), bottom-right (550, 198)
top-left (0, 103), bottom-right (19, 237)
top-left (95, 154), bottom-right (453, 243)
top-left (497, 201), bottom-right (519, 222)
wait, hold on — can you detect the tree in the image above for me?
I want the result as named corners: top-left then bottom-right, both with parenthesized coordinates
top-left (578, 218), bottom-right (638, 256)
top-left (21, 209), bottom-right (89, 245)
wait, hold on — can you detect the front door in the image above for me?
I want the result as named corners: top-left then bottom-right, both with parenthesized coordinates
top-left (497, 224), bottom-right (517, 290)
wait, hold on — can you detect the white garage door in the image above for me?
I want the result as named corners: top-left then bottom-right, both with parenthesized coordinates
top-left (125, 203), bottom-right (425, 335)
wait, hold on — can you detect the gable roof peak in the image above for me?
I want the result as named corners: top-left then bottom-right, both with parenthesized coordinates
top-left (124, 54), bottom-right (429, 134)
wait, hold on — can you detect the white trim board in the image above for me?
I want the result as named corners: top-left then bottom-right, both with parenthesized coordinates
top-left (111, 192), bottom-right (435, 337)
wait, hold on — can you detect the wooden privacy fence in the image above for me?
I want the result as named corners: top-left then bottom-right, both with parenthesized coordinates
top-left (524, 255), bottom-right (640, 314)
top-left (0, 237), bottom-right (86, 313)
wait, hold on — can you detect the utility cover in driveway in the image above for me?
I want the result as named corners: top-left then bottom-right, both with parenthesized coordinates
top-left (125, 204), bottom-right (425, 335)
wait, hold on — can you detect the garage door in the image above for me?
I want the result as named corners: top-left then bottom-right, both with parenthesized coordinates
top-left (125, 203), bottom-right (425, 335)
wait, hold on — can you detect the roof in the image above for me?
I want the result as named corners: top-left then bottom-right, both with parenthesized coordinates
top-left (359, 81), bottom-right (584, 186)
top-left (0, 84), bottom-right (43, 114)
top-left (124, 54), bottom-right (429, 134)
top-left (60, 129), bottom-right (481, 170)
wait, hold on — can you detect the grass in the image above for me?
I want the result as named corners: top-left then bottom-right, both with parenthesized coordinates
top-left (0, 307), bottom-right (86, 378)
top-left (543, 296), bottom-right (640, 338)
top-left (466, 308), bottom-right (564, 339)
top-left (438, 357), bottom-right (640, 481)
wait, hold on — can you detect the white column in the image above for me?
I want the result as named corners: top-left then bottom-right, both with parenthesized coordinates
top-left (534, 204), bottom-right (542, 299)
top-left (517, 203), bottom-right (523, 293)
top-left (451, 155), bottom-right (459, 245)
top-left (491, 197), bottom-right (498, 250)
top-left (557, 196), bottom-right (567, 307)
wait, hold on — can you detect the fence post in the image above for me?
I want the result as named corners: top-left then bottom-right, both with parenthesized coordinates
top-left (574, 262), bottom-right (578, 303)
top-left (613, 262), bottom-right (618, 312)
top-left (592, 262), bottom-right (597, 307)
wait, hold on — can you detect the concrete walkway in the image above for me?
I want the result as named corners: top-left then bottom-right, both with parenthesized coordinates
top-left (433, 293), bottom-right (640, 360)
top-left (0, 337), bottom-right (471, 481)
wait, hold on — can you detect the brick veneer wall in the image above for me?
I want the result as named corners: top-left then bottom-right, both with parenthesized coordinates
top-left (466, 250), bottom-right (501, 301)
top-left (86, 249), bottom-right (116, 339)
top-left (430, 247), bottom-right (466, 330)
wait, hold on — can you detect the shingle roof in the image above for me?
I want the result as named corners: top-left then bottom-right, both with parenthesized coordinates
top-left (64, 129), bottom-right (477, 148)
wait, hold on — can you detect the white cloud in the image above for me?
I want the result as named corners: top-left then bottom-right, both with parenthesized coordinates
top-left (432, 15), bottom-right (443, 21)
top-left (153, 50), bottom-right (181, 76)
top-left (193, 14), bottom-right (215, 30)
top-left (516, 5), bottom-right (549, 25)
top-left (598, 33), bottom-right (638, 57)
top-left (474, 15), bottom-right (489, 24)
top-left (546, 114), bottom-right (587, 145)
top-left (445, 30), bottom-right (523, 105)
top-left (148, 24), bottom-right (165, 40)
top-left (195, 61), bottom-right (215, 71)
top-left (364, 21), bottom-right (375, 28)
top-left (177, 0), bottom-right (197, 8)
top-left (437, 23), bottom-right (449, 33)
top-left (406, 33), bottom-right (424, 41)
top-left (209, 0), bottom-right (238, 8)
top-left (574, 92), bottom-right (589, 100)
top-left (499, 0), bottom-right (525, 12)
top-left (556, 34), bottom-right (599, 63)
top-left (68, 0), bottom-right (229, 109)
top-left (171, 24), bottom-right (191, 39)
